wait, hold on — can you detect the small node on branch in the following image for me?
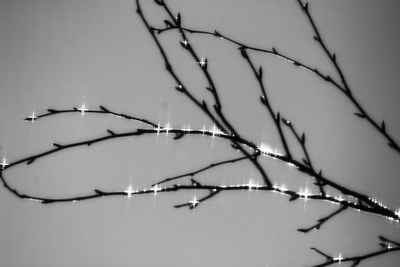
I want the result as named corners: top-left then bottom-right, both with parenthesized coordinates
top-left (99, 105), bottom-right (110, 113)
top-left (201, 100), bottom-right (208, 109)
top-left (301, 133), bottom-right (306, 145)
top-left (213, 30), bottom-right (221, 37)
top-left (173, 132), bottom-right (184, 140)
top-left (381, 120), bottom-right (386, 132)
top-left (163, 20), bottom-right (173, 29)
top-left (175, 84), bottom-right (185, 92)
top-left (24, 112), bottom-right (38, 122)
top-left (323, 75), bottom-right (332, 82)
top-left (175, 13), bottom-right (181, 27)
top-left (354, 112), bottom-right (365, 118)
top-left (198, 57), bottom-right (207, 69)
top-left (153, 0), bottom-right (164, 6)
top-left (258, 66), bottom-right (263, 79)
top-left (293, 61), bottom-right (301, 67)
top-left (259, 96), bottom-right (267, 105)
top-left (239, 47), bottom-right (248, 59)
top-left (53, 143), bottom-right (62, 148)
top-left (179, 39), bottom-right (190, 49)
top-left (281, 118), bottom-right (291, 126)
top-left (107, 129), bottom-right (116, 136)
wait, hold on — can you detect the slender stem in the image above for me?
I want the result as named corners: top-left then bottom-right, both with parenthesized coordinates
top-left (298, 205), bottom-right (347, 233)
top-left (153, 152), bottom-right (260, 186)
top-left (240, 47), bottom-right (292, 160)
top-left (297, 0), bottom-right (400, 154)
top-left (311, 236), bottom-right (400, 267)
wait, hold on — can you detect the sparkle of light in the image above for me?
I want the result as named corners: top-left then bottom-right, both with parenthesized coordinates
top-left (189, 196), bottom-right (199, 207)
top-left (182, 124), bottom-right (191, 132)
top-left (152, 184), bottom-right (162, 194)
top-left (155, 124), bottom-right (162, 135)
top-left (247, 178), bottom-right (260, 190)
top-left (201, 125), bottom-right (207, 135)
top-left (0, 158), bottom-right (9, 169)
top-left (27, 112), bottom-right (38, 122)
top-left (334, 253), bottom-right (344, 263)
top-left (199, 56), bottom-right (207, 67)
top-left (163, 122), bottom-right (172, 135)
top-left (299, 187), bottom-right (312, 200)
top-left (125, 184), bottom-right (135, 198)
top-left (210, 124), bottom-right (222, 138)
top-left (77, 103), bottom-right (89, 114)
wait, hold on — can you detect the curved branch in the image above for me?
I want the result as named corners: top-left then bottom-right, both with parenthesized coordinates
top-left (311, 236), bottom-right (400, 266)
top-left (25, 105), bottom-right (158, 128)
top-left (297, 0), bottom-right (400, 154)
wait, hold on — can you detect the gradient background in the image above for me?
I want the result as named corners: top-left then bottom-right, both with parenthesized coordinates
top-left (1, 0), bottom-right (400, 266)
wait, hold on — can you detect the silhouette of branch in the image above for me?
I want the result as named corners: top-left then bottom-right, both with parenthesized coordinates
top-left (136, 0), bottom-right (273, 187)
top-left (311, 236), bottom-right (400, 266)
top-left (296, 0), bottom-right (400, 154)
top-left (152, 152), bottom-right (260, 186)
top-left (1, 0), bottom-right (399, 266)
top-left (24, 105), bottom-right (158, 128)
top-left (298, 205), bottom-right (347, 233)
top-left (1, 0), bottom-right (397, 224)
top-left (151, 1), bottom-right (400, 154)
top-left (239, 47), bottom-right (292, 160)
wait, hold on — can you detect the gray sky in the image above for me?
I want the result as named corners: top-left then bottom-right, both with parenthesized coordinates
top-left (1, 0), bottom-right (400, 266)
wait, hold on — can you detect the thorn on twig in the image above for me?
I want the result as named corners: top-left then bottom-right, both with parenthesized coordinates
top-left (313, 36), bottom-right (320, 41)
top-left (354, 112), bottom-right (365, 118)
top-left (239, 47), bottom-right (248, 59)
top-left (289, 194), bottom-right (299, 201)
top-left (164, 20), bottom-right (173, 28)
top-left (258, 66), bottom-right (263, 79)
top-left (47, 108), bottom-right (58, 113)
top-left (293, 61), bottom-right (301, 67)
top-left (154, 0), bottom-right (164, 6)
top-left (272, 47), bottom-right (278, 54)
top-left (173, 132), bottom-right (184, 140)
top-left (175, 13), bottom-right (181, 27)
top-left (301, 133), bottom-right (306, 145)
top-left (53, 143), bottom-right (62, 148)
top-left (42, 199), bottom-right (54, 204)
top-left (175, 84), bottom-right (184, 92)
top-left (179, 39), bottom-right (190, 49)
top-left (381, 120), bottom-right (386, 132)
top-left (332, 53), bottom-right (336, 62)
top-left (201, 100), bottom-right (208, 109)
top-left (260, 96), bottom-right (267, 105)
top-left (26, 158), bottom-right (35, 165)
top-left (107, 129), bottom-right (116, 136)
top-left (275, 112), bottom-right (280, 122)
top-left (206, 87), bottom-right (213, 92)
top-left (94, 189), bottom-right (104, 195)
top-left (324, 75), bottom-right (332, 82)
top-left (99, 105), bottom-right (109, 112)
top-left (213, 30), bottom-right (221, 37)
top-left (281, 118), bottom-right (291, 126)
top-left (190, 178), bottom-right (201, 186)
top-left (303, 2), bottom-right (309, 11)
top-left (302, 158), bottom-right (310, 166)
top-left (310, 247), bottom-right (333, 261)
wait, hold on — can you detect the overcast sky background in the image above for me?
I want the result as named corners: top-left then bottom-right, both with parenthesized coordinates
top-left (1, 0), bottom-right (400, 266)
